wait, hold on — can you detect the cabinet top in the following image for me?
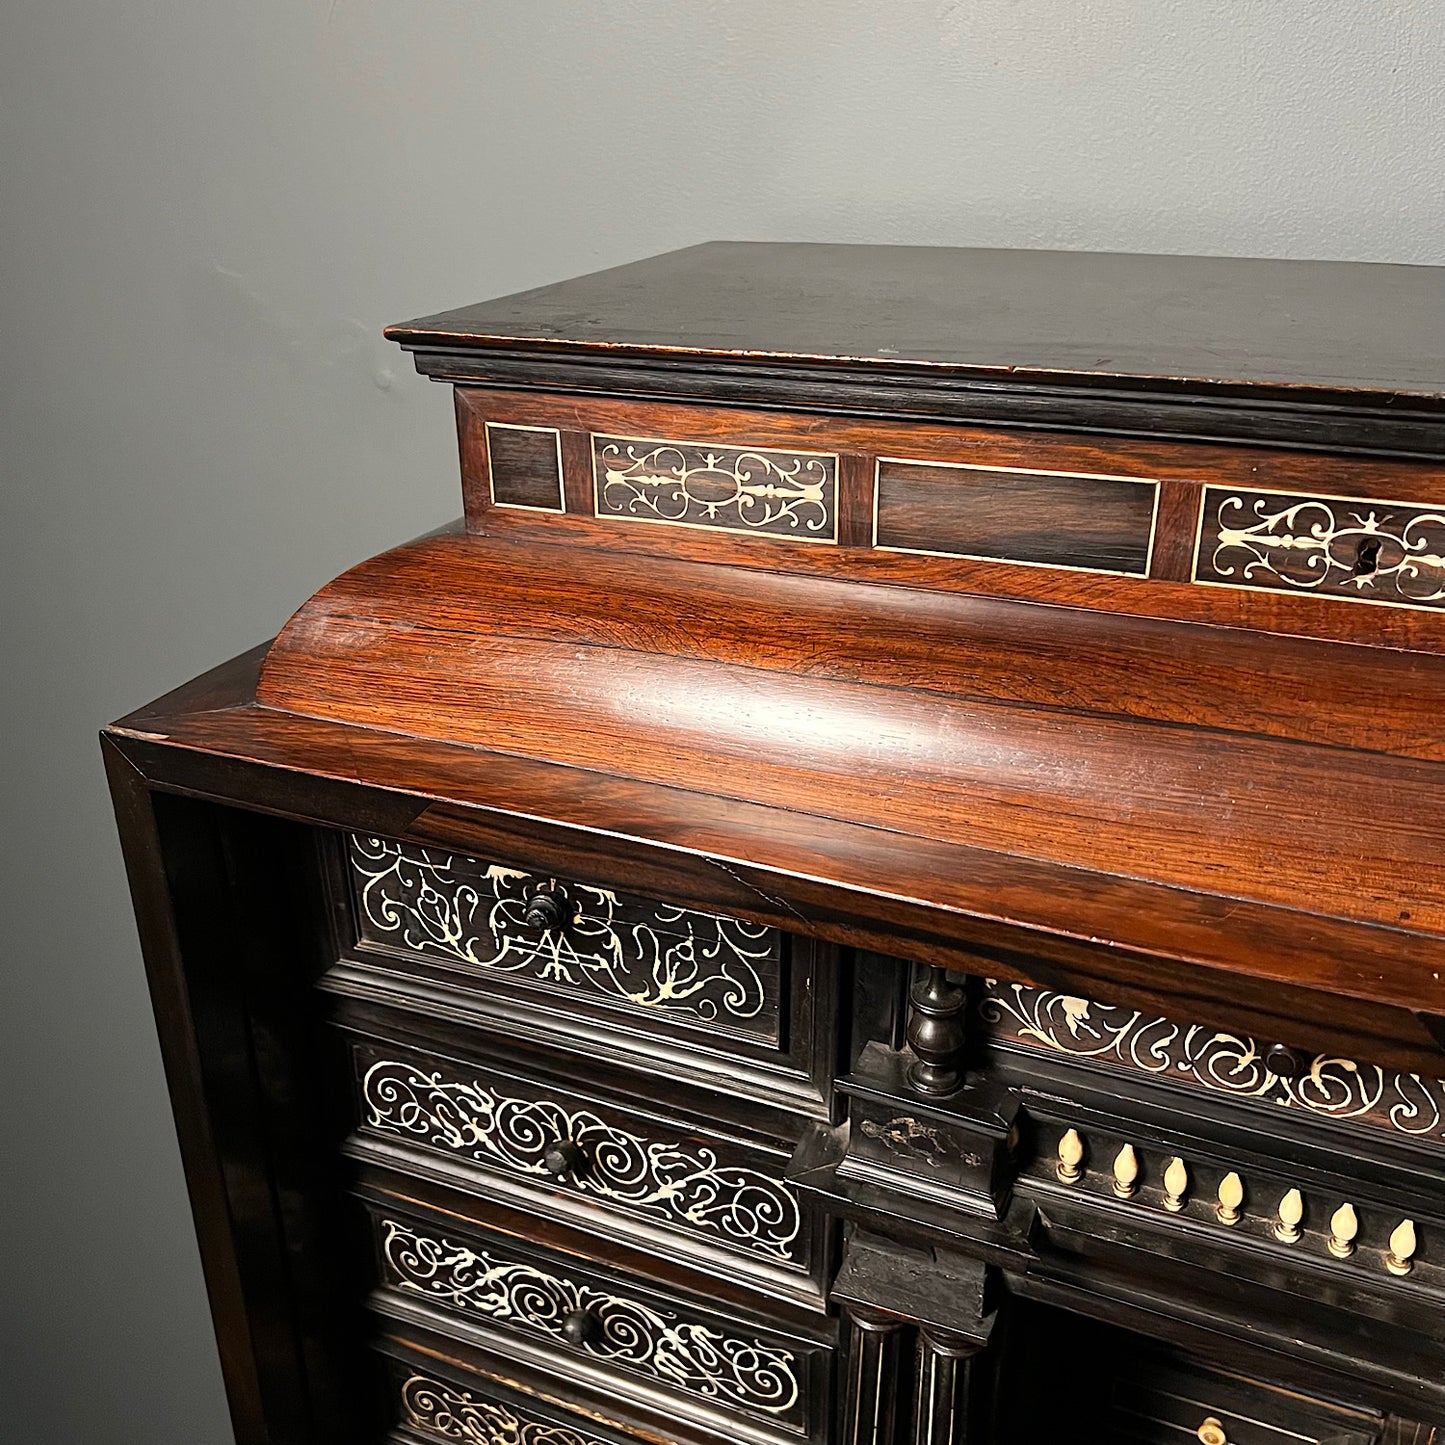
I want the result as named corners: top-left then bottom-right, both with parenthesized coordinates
top-left (387, 241), bottom-right (1445, 405)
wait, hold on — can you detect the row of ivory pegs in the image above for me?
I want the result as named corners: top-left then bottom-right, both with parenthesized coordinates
top-left (1055, 1128), bottom-right (1417, 1276)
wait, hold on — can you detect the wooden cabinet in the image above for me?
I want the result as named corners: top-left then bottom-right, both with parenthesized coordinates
top-left (105, 242), bottom-right (1445, 1444)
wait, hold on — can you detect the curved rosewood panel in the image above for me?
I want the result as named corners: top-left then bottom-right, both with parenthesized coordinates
top-left (259, 531), bottom-right (1445, 941)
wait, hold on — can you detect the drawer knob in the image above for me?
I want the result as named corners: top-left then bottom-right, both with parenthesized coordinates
top-left (523, 888), bottom-right (567, 934)
top-left (1264, 1042), bottom-right (1311, 1079)
top-left (542, 1139), bottom-right (587, 1180)
top-left (1197, 1419), bottom-right (1230, 1445)
top-left (561, 1307), bottom-right (603, 1347)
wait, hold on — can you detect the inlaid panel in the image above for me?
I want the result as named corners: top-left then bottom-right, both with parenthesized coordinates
top-left (486, 422), bottom-right (565, 511)
top-left (1193, 485), bottom-right (1445, 609)
top-left (347, 834), bottom-right (784, 1044)
top-left (874, 457), bottom-right (1158, 575)
top-left (592, 434), bottom-right (838, 541)
top-left (397, 1371), bottom-right (609, 1445)
top-left (982, 979), bottom-right (1445, 1149)
top-left (376, 1215), bottom-right (809, 1428)
top-left (353, 1043), bottom-right (808, 1271)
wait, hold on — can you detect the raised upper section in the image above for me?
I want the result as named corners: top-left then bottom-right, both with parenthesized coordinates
top-left (106, 246), bottom-right (1445, 1082)
top-left (386, 243), bottom-right (1445, 452)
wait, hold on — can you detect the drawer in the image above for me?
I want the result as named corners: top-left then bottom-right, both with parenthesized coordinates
top-left (1001, 1307), bottom-right (1389, 1444)
top-left (346, 834), bottom-right (784, 1046)
top-left (1105, 1356), bottom-right (1381, 1445)
top-left (389, 1364), bottom-right (637, 1445)
top-left (367, 1200), bottom-right (831, 1444)
top-left (980, 978), bottom-right (1445, 1158)
top-left (346, 1034), bottom-right (821, 1298)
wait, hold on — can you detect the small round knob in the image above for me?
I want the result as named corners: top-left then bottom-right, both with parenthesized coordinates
top-left (561, 1308), bottom-right (602, 1347)
top-left (523, 889), bottom-right (566, 933)
top-left (1264, 1043), bottom-right (1311, 1079)
top-left (542, 1139), bottom-right (586, 1179)
top-left (1197, 1418), bottom-right (1230, 1445)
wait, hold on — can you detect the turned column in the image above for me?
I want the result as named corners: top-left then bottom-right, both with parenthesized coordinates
top-left (911, 1327), bottom-right (986, 1444)
top-left (906, 965), bottom-right (967, 1097)
top-left (841, 1305), bottom-right (908, 1445)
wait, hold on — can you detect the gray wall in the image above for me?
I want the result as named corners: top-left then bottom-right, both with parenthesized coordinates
top-left (3, 3), bottom-right (1441, 1440)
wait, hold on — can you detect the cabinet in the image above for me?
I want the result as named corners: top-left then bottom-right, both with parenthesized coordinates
top-left (105, 242), bottom-right (1445, 1444)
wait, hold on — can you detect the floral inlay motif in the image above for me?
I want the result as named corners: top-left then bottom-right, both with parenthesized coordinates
top-left (981, 980), bottom-right (1445, 1143)
top-left (349, 836), bottom-right (778, 1038)
top-left (1197, 487), bottom-right (1445, 609)
top-left (400, 1373), bottom-right (604, 1445)
top-left (383, 1221), bottom-right (801, 1417)
top-left (593, 434), bottom-right (836, 540)
top-left (361, 1056), bottom-right (802, 1262)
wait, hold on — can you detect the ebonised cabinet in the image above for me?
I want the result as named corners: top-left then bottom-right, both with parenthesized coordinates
top-left (106, 242), bottom-right (1445, 1445)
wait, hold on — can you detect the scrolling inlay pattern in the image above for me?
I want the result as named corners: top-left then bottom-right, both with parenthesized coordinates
top-left (981, 980), bottom-right (1445, 1144)
top-left (400, 1373), bottom-right (603, 1445)
top-left (1195, 487), bottom-right (1445, 609)
top-left (592, 434), bottom-right (838, 540)
top-left (361, 1058), bottom-right (802, 1262)
top-left (383, 1221), bottom-right (801, 1417)
top-left (349, 836), bottom-right (777, 1036)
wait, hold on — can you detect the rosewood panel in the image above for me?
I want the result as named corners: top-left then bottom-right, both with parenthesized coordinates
top-left (873, 457), bottom-right (1157, 576)
top-left (106, 672), bottom-right (1445, 1068)
top-left (450, 388), bottom-right (1445, 652)
top-left (485, 422), bottom-right (565, 512)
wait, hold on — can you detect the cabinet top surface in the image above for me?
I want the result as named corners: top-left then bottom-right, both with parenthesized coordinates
top-left (386, 241), bottom-right (1445, 403)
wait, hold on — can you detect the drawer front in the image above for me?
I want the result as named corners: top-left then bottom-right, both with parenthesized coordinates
top-left (351, 1040), bottom-right (810, 1278)
top-left (371, 1207), bottom-right (825, 1439)
top-left (349, 834), bottom-right (785, 1046)
top-left (981, 978), bottom-right (1445, 1155)
top-left (1105, 1356), bottom-right (1380, 1445)
top-left (395, 1369), bottom-right (615, 1445)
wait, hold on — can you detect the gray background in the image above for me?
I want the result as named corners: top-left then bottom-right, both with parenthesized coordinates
top-left (3, 2), bottom-right (1442, 1439)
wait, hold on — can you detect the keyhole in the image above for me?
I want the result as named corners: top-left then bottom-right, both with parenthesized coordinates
top-left (1353, 537), bottom-right (1381, 577)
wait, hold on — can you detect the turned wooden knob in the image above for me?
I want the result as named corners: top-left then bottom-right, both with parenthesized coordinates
top-left (1197, 1418), bottom-right (1230, 1445)
top-left (1264, 1042), bottom-right (1311, 1079)
top-left (542, 1139), bottom-right (586, 1179)
top-left (523, 888), bottom-right (566, 933)
top-left (561, 1308), bottom-right (602, 1347)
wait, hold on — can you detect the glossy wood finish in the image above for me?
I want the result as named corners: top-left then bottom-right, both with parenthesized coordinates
top-left (106, 245), bottom-right (1445, 1444)
top-left (452, 389), bottom-right (1445, 654)
top-left (483, 422), bottom-right (565, 511)
top-left (872, 457), bottom-right (1158, 575)
top-left (254, 527), bottom-right (1445, 1009)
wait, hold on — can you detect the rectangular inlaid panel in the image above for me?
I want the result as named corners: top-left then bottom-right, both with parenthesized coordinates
top-left (1194, 485), bottom-right (1445, 610)
top-left (372, 1208), bottom-right (818, 1433)
top-left (347, 835), bottom-right (784, 1045)
top-left (485, 422), bottom-right (565, 511)
top-left (592, 433), bottom-right (838, 542)
top-left (874, 457), bottom-right (1159, 575)
top-left (981, 979), bottom-right (1445, 1152)
top-left (350, 1039), bottom-right (811, 1274)
top-left (391, 1368), bottom-right (619, 1445)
